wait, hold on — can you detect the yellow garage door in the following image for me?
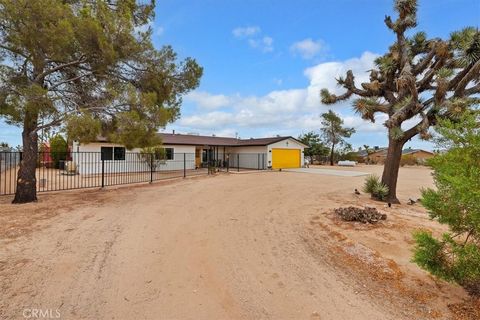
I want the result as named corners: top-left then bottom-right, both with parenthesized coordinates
top-left (272, 148), bottom-right (301, 169)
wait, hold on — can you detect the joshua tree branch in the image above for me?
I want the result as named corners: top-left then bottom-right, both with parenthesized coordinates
top-left (412, 47), bottom-right (436, 75)
top-left (454, 60), bottom-right (480, 97)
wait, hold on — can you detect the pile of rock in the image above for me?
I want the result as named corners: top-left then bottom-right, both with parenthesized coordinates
top-left (334, 206), bottom-right (387, 224)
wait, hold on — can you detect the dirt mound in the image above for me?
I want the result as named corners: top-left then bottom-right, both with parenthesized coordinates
top-left (334, 206), bottom-right (387, 224)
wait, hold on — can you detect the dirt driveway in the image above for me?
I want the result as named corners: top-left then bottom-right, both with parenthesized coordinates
top-left (0, 166), bottom-right (473, 319)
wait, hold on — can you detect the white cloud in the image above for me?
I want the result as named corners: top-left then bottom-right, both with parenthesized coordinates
top-left (290, 38), bottom-right (327, 59)
top-left (273, 78), bottom-right (283, 86)
top-left (233, 26), bottom-right (274, 53)
top-left (247, 36), bottom-right (274, 53)
top-left (232, 26), bottom-right (261, 38)
top-left (185, 91), bottom-right (232, 110)
top-left (176, 52), bottom-right (384, 137)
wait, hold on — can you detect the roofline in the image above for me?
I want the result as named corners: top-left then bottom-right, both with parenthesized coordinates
top-left (89, 134), bottom-right (308, 147)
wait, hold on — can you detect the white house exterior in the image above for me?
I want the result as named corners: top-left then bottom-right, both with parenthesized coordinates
top-left (72, 133), bottom-right (306, 175)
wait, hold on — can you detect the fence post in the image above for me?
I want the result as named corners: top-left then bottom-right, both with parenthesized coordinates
top-left (101, 158), bottom-right (105, 188)
top-left (150, 153), bottom-right (153, 183)
top-left (183, 153), bottom-right (186, 178)
top-left (237, 154), bottom-right (240, 172)
top-left (258, 153), bottom-right (260, 170)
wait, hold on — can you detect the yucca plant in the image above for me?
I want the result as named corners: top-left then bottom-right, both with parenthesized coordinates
top-left (363, 174), bottom-right (390, 201)
top-left (363, 174), bottom-right (380, 194)
top-left (373, 183), bottom-right (389, 201)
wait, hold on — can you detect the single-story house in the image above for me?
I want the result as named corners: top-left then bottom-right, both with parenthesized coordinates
top-left (356, 146), bottom-right (434, 164)
top-left (72, 133), bottom-right (307, 175)
top-left (356, 147), bottom-right (388, 164)
top-left (401, 148), bottom-right (435, 163)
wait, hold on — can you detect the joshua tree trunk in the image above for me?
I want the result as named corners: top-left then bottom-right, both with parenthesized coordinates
top-left (381, 135), bottom-right (405, 204)
top-left (13, 112), bottom-right (39, 204)
top-left (329, 143), bottom-right (335, 166)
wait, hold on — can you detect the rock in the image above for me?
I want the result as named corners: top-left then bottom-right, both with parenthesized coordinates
top-left (334, 206), bottom-right (387, 224)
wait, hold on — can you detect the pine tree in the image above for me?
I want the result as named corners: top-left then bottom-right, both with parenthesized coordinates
top-left (0, 0), bottom-right (203, 203)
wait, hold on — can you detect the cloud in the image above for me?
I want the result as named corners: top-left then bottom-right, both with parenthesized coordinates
top-left (290, 38), bottom-right (327, 59)
top-left (174, 52), bottom-right (383, 137)
top-left (273, 78), bottom-right (283, 86)
top-left (247, 36), bottom-right (274, 53)
top-left (232, 26), bottom-right (261, 38)
top-left (185, 91), bottom-right (232, 110)
top-left (233, 26), bottom-right (274, 53)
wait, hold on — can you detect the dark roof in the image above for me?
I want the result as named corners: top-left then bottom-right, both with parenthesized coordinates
top-left (356, 147), bottom-right (388, 157)
top-left (356, 147), bottom-right (433, 157)
top-left (93, 133), bottom-right (308, 147)
top-left (159, 133), bottom-right (307, 147)
top-left (402, 148), bottom-right (434, 155)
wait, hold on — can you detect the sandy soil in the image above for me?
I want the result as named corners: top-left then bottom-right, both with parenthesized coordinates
top-left (0, 165), bottom-right (476, 319)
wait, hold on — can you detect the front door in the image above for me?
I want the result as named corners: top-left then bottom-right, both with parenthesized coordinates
top-left (195, 147), bottom-right (201, 168)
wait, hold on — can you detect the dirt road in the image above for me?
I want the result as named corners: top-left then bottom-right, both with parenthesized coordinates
top-left (0, 166), bottom-right (471, 319)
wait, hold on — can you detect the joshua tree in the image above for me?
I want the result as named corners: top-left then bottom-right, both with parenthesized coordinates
top-left (320, 110), bottom-right (355, 166)
top-left (320, 0), bottom-right (480, 203)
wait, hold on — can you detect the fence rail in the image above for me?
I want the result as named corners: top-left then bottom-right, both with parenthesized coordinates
top-left (0, 151), bottom-right (267, 196)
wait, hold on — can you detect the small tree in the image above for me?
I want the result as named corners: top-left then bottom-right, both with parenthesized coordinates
top-left (320, 110), bottom-right (355, 165)
top-left (49, 134), bottom-right (68, 169)
top-left (413, 113), bottom-right (480, 295)
top-left (138, 146), bottom-right (166, 172)
top-left (320, 0), bottom-right (480, 202)
top-left (298, 131), bottom-right (329, 164)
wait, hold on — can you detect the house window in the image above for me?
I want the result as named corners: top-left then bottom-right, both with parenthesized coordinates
top-left (153, 147), bottom-right (174, 160)
top-left (165, 148), bottom-right (174, 160)
top-left (114, 147), bottom-right (125, 160)
top-left (101, 147), bottom-right (125, 160)
top-left (101, 147), bottom-right (113, 160)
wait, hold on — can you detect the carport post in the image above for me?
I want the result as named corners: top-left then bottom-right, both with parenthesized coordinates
top-left (237, 154), bottom-right (240, 172)
top-left (257, 154), bottom-right (260, 170)
top-left (183, 153), bottom-right (186, 178)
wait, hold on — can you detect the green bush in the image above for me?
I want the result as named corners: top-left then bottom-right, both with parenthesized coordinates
top-left (400, 154), bottom-right (417, 166)
top-left (49, 134), bottom-right (68, 169)
top-left (372, 183), bottom-right (389, 200)
top-left (363, 174), bottom-right (380, 194)
top-left (414, 231), bottom-right (480, 295)
top-left (363, 174), bottom-right (389, 201)
top-left (413, 113), bottom-right (480, 296)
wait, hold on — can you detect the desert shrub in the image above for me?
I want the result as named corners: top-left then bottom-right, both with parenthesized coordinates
top-left (138, 146), bottom-right (166, 171)
top-left (372, 182), bottom-right (389, 200)
top-left (363, 174), bottom-right (389, 201)
top-left (413, 114), bottom-right (480, 296)
top-left (400, 154), bottom-right (417, 166)
top-left (49, 134), bottom-right (68, 169)
top-left (363, 174), bottom-right (380, 194)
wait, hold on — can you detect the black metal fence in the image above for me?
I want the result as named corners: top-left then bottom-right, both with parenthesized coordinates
top-left (0, 151), bottom-right (267, 196)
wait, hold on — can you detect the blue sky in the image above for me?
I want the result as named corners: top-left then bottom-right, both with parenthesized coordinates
top-left (1, 0), bottom-right (479, 150)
